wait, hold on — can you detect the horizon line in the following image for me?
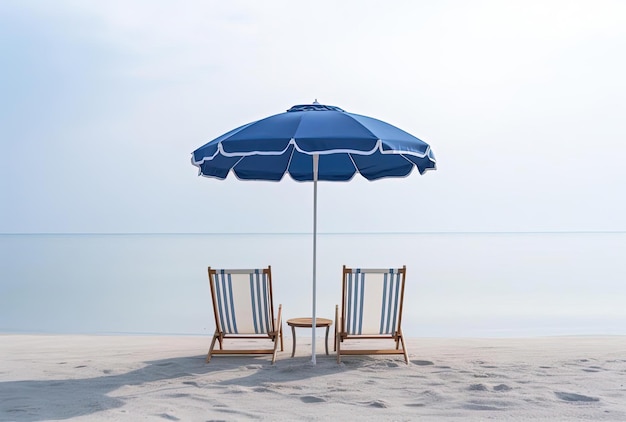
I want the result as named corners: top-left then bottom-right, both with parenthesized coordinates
top-left (2, 230), bottom-right (626, 236)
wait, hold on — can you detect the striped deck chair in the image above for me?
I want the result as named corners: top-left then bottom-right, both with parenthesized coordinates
top-left (335, 265), bottom-right (409, 364)
top-left (207, 266), bottom-right (283, 363)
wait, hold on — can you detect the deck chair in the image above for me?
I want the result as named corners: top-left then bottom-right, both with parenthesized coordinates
top-left (207, 266), bottom-right (283, 364)
top-left (335, 265), bottom-right (409, 364)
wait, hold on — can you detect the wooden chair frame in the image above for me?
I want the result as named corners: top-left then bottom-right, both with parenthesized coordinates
top-left (335, 265), bottom-right (409, 364)
top-left (207, 266), bottom-right (284, 364)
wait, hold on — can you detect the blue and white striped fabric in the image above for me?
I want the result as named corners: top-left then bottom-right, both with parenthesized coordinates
top-left (345, 268), bottom-right (403, 335)
top-left (212, 269), bottom-right (272, 335)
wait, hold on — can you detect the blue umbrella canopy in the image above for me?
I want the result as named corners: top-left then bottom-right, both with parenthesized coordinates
top-left (192, 103), bottom-right (436, 181)
top-left (192, 102), bottom-right (436, 364)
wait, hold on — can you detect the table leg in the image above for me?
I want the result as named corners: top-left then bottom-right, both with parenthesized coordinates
top-left (290, 325), bottom-right (296, 357)
top-left (325, 326), bottom-right (329, 355)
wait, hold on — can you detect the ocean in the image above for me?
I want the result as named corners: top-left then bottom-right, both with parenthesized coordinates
top-left (1, 232), bottom-right (625, 338)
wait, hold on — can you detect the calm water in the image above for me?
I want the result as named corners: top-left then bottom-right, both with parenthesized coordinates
top-left (1, 232), bottom-right (625, 338)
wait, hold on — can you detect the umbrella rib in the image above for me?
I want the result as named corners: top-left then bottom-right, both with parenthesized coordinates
top-left (346, 153), bottom-right (359, 175)
top-left (230, 156), bottom-right (246, 174)
top-left (284, 139), bottom-right (296, 174)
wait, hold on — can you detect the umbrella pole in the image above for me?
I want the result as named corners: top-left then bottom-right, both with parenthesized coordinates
top-left (311, 154), bottom-right (318, 365)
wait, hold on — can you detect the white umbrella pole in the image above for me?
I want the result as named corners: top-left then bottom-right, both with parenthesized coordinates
top-left (311, 154), bottom-right (319, 365)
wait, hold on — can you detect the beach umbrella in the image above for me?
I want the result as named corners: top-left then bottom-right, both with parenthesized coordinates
top-left (191, 101), bottom-right (436, 364)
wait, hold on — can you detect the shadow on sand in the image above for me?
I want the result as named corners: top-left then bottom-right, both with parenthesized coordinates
top-left (0, 353), bottom-right (362, 421)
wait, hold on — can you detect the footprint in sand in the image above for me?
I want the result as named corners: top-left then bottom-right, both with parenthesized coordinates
top-left (362, 400), bottom-right (389, 408)
top-left (182, 381), bottom-right (200, 387)
top-left (493, 384), bottom-right (512, 392)
top-left (300, 395), bottom-right (326, 403)
top-left (245, 364), bottom-right (263, 370)
top-left (555, 392), bottom-right (600, 402)
top-left (473, 373), bottom-right (490, 378)
top-left (468, 384), bottom-right (488, 391)
top-left (583, 365), bottom-right (604, 373)
top-left (463, 403), bottom-right (501, 411)
top-left (468, 383), bottom-right (512, 392)
top-left (412, 360), bottom-right (434, 366)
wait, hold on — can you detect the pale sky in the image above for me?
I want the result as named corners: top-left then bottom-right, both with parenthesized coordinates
top-left (2, 0), bottom-right (626, 234)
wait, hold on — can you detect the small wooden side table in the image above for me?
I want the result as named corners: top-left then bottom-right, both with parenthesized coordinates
top-left (286, 317), bottom-right (333, 357)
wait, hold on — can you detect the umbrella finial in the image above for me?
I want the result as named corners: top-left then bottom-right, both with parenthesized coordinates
top-left (313, 99), bottom-right (319, 104)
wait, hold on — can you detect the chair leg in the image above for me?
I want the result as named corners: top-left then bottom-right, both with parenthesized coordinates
top-left (399, 331), bottom-right (409, 364)
top-left (207, 332), bottom-right (220, 363)
top-left (271, 328), bottom-right (282, 364)
top-left (334, 305), bottom-right (338, 352)
top-left (271, 336), bottom-right (280, 364)
top-left (271, 305), bottom-right (283, 364)
top-left (335, 305), bottom-right (341, 363)
top-left (278, 305), bottom-right (283, 351)
top-left (336, 338), bottom-right (341, 363)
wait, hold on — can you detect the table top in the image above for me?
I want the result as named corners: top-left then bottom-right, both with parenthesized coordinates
top-left (287, 317), bottom-right (333, 327)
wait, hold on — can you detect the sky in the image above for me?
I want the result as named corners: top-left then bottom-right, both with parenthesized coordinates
top-left (2, 0), bottom-right (626, 234)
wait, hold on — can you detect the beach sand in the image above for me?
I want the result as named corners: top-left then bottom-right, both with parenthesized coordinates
top-left (1, 334), bottom-right (625, 421)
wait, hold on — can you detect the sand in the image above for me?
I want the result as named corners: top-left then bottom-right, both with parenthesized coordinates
top-left (1, 334), bottom-right (625, 421)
